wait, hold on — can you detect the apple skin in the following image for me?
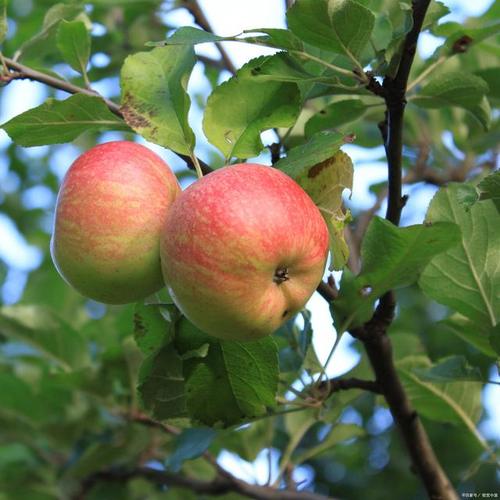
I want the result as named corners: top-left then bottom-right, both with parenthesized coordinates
top-left (160, 163), bottom-right (329, 341)
top-left (51, 141), bottom-right (181, 304)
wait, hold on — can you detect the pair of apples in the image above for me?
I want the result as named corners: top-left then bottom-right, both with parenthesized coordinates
top-left (51, 141), bottom-right (329, 341)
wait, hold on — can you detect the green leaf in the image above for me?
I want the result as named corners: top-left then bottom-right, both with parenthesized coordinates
top-left (275, 130), bottom-right (347, 179)
top-left (412, 72), bottom-right (490, 129)
top-left (305, 99), bottom-right (369, 138)
top-left (294, 151), bottom-right (353, 270)
top-left (293, 424), bottom-right (364, 463)
top-left (397, 356), bottom-right (486, 449)
top-left (440, 314), bottom-right (498, 359)
top-left (0, 305), bottom-right (89, 370)
top-left (334, 217), bottom-right (461, 330)
top-left (287, 0), bottom-right (374, 59)
top-left (138, 342), bottom-right (188, 421)
top-left (56, 20), bottom-right (90, 76)
top-left (164, 26), bottom-right (227, 45)
top-left (17, 3), bottom-right (84, 58)
top-left (421, 1), bottom-right (450, 31)
top-left (478, 170), bottom-right (500, 212)
top-left (121, 45), bottom-right (196, 155)
top-left (202, 56), bottom-right (300, 159)
top-left (0, 373), bottom-right (47, 424)
top-left (412, 356), bottom-right (484, 383)
top-left (1, 94), bottom-right (129, 147)
top-left (0, 0), bottom-right (7, 44)
top-left (165, 428), bottom-right (216, 472)
top-left (178, 319), bottom-right (279, 427)
top-left (419, 183), bottom-right (500, 328)
top-left (133, 303), bottom-right (174, 357)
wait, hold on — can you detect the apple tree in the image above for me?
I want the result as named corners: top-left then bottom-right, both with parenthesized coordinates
top-left (0, 1), bottom-right (499, 499)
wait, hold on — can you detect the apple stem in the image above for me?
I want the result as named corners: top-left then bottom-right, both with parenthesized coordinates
top-left (190, 154), bottom-right (204, 179)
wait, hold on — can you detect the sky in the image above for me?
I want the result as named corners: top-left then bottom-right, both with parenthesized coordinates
top-left (0, 0), bottom-right (498, 485)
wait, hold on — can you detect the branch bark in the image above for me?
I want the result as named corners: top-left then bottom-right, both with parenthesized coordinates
top-left (349, 2), bottom-right (459, 498)
top-left (76, 466), bottom-right (334, 500)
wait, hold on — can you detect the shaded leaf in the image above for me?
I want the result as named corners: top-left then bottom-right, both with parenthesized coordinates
top-left (1, 94), bottom-right (129, 147)
top-left (419, 183), bottom-right (500, 328)
top-left (478, 170), bottom-right (500, 212)
top-left (412, 356), bottom-right (484, 383)
top-left (334, 218), bottom-right (461, 330)
top-left (138, 343), bottom-right (188, 421)
top-left (293, 424), bottom-right (364, 463)
top-left (121, 45), bottom-right (196, 155)
top-left (305, 99), bottom-right (369, 138)
top-left (0, 0), bottom-right (7, 43)
top-left (166, 428), bottom-right (217, 472)
top-left (203, 56), bottom-right (300, 159)
top-left (440, 314), bottom-right (497, 359)
top-left (56, 19), bottom-right (90, 76)
top-left (133, 303), bottom-right (173, 357)
top-left (412, 72), bottom-right (490, 129)
top-left (397, 356), bottom-right (484, 443)
top-left (178, 319), bottom-right (279, 427)
top-left (0, 305), bottom-right (89, 370)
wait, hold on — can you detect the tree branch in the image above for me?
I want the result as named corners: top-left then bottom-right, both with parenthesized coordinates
top-left (344, 2), bottom-right (459, 498)
top-left (317, 377), bottom-right (381, 397)
top-left (76, 466), bottom-right (334, 500)
top-left (1, 56), bottom-right (214, 176)
top-left (182, 0), bottom-right (237, 75)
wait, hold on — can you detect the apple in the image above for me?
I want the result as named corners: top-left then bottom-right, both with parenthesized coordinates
top-left (160, 163), bottom-right (329, 341)
top-left (51, 141), bottom-right (181, 304)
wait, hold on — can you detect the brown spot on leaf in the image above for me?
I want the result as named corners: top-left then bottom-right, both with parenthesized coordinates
top-left (343, 133), bottom-right (356, 143)
top-left (133, 313), bottom-right (146, 338)
top-left (308, 159), bottom-right (331, 178)
top-left (452, 35), bottom-right (473, 54)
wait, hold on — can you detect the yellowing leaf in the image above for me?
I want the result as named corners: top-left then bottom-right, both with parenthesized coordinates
top-left (295, 151), bottom-right (353, 270)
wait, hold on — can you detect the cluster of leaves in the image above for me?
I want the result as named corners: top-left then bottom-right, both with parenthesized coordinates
top-left (0, 0), bottom-right (499, 498)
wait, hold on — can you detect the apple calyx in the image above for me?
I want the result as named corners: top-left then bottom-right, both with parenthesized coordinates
top-left (273, 267), bottom-right (290, 284)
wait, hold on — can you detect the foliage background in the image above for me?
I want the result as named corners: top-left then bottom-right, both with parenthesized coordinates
top-left (0, 0), bottom-right (499, 499)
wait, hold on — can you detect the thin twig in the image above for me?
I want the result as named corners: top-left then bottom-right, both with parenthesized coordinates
top-left (2, 56), bottom-right (213, 176)
top-left (182, 0), bottom-right (237, 75)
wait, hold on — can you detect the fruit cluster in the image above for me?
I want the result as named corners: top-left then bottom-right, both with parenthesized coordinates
top-left (52, 141), bottom-right (329, 341)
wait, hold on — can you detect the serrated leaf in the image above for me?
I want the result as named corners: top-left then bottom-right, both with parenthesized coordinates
top-left (0, 0), bottom-right (7, 44)
top-left (275, 130), bottom-right (347, 179)
top-left (412, 356), bottom-right (484, 383)
top-left (133, 303), bottom-right (173, 357)
top-left (138, 343), bottom-right (188, 421)
top-left (422, 1), bottom-right (450, 31)
top-left (56, 20), bottom-right (90, 76)
top-left (478, 170), bottom-right (500, 212)
top-left (1, 94), bottom-right (129, 147)
top-left (419, 183), bottom-right (500, 328)
top-left (178, 319), bottom-right (279, 427)
top-left (334, 218), bottom-right (461, 330)
top-left (287, 0), bottom-right (374, 59)
top-left (203, 56), bottom-right (300, 159)
top-left (121, 45), bottom-right (196, 155)
top-left (17, 3), bottom-right (84, 58)
top-left (165, 428), bottom-right (216, 472)
top-left (163, 26), bottom-right (227, 45)
top-left (294, 151), bottom-right (353, 270)
top-left (0, 305), bottom-right (89, 370)
top-left (305, 99), bottom-right (368, 138)
top-left (397, 356), bottom-right (486, 449)
top-left (412, 72), bottom-right (490, 129)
